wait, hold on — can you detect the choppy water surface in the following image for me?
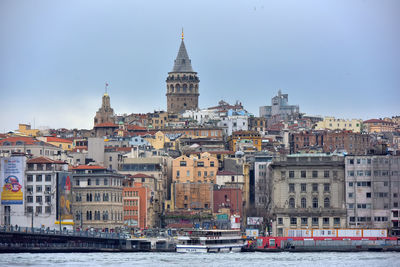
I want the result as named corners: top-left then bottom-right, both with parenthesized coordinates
top-left (1, 252), bottom-right (400, 267)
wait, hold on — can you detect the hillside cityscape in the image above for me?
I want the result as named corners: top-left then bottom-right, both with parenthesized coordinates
top-left (1, 34), bottom-right (400, 241)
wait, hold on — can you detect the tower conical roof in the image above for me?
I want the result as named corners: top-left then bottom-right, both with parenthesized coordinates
top-left (172, 40), bottom-right (194, 72)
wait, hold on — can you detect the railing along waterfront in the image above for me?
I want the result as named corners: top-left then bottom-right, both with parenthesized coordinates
top-left (0, 225), bottom-right (125, 239)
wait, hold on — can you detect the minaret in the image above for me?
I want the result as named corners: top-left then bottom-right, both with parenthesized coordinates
top-left (166, 30), bottom-right (200, 113)
top-left (94, 82), bottom-right (115, 125)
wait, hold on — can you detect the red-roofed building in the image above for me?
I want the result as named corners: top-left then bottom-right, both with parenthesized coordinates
top-left (38, 136), bottom-right (74, 151)
top-left (364, 119), bottom-right (396, 133)
top-left (94, 122), bottom-right (119, 138)
top-left (27, 156), bottom-right (66, 165)
top-left (0, 136), bottom-right (64, 161)
top-left (24, 156), bottom-right (70, 230)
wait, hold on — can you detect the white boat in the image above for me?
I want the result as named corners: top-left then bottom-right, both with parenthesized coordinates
top-left (176, 229), bottom-right (245, 253)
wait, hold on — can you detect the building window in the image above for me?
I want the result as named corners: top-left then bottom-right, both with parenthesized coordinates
top-left (289, 171), bottom-right (295, 178)
top-left (210, 161), bottom-right (214, 167)
top-left (301, 197), bottom-right (307, 208)
top-left (301, 171), bottom-right (306, 178)
top-left (301, 183), bottom-right (306, 192)
top-left (45, 206), bottom-right (51, 213)
top-left (334, 217), bottom-right (340, 225)
top-left (198, 171), bottom-right (201, 177)
top-left (75, 179), bottom-right (80, 186)
top-left (312, 183), bottom-right (318, 192)
top-left (197, 162), bottom-right (204, 167)
top-left (180, 161), bottom-right (187, 166)
top-left (27, 175), bottom-right (33, 182)
top-left (348, 193), bottom-right (353, 198)
top-left (27, 196), bottom-right (33, 203)
top-left (36, 206), bottom-right (42, 214)
top-left (301, 217), bottom-right (308, 225)
top-left (312, 197), bottom-right (318, 208)
top-left (312, 217), bottom-right (319, 226)
top-left (36, 186), bottom-right (42, 192)
top-left (290, 217), bottom-right (297, 225)
top-left (289, 198), bottom-right (295, 208)
top-left (36, 175), bottom-right (42, 182)
top-left (312, 171), bottom-right (318, 178)
top-left (324, 183), bottom-right (330, 192)
top-left (324, 171), bottom-right (329, 178)
top-left (45, 175), bottom-right (51, 182)
top-left (323, 217), bottom-right (329, 225)
top-left (366, 192), bottom-right (371, 198)
top-left (324, 197), bottom-right (330, 208)
top-left (289, 183), bottom-right (295, 193)
top-left (86, 211), bottom-right (92, 220)
top-left (278, 218), bottom-right (283, 225)
top-left (349, 182), bottom-right (353, 187)
top-left (96, 179), bottom-right (100, 185)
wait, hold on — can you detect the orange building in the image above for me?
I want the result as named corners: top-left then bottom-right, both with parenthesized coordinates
top-left (161, 127), bottom-right (223, 139)
top-left (364, 119), bottom-right (396, 133)
top-left (172, 152), bottom-right (218, 184)
top-left (38, 136), bottom-right (74, 151)
top-left (123, 181), bottom-right (149, 230)
top-left (228, 130), bottom-right (262, 151)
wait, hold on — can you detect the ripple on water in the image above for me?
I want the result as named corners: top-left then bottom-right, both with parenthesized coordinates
top-left (1, 252), bottom-right (400, 267)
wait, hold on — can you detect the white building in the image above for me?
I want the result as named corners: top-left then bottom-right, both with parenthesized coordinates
top-left (216, 170), bottom-right (244, 189)
top-left (182, 109), bottom-right (220, 125)
top-left (218, 115), bottom-right (249, 136)
top-left (0, 155), bottom-right (71, 230)
top-left (345, 155), bottom-right (400, 236)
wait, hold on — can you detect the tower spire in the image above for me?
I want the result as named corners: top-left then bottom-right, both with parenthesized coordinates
top-left (105, 82), bottom-right (109, 96)
top-left (181, 28), bottom-right (184, 40)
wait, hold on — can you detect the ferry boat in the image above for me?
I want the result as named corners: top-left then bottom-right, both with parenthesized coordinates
top-left (176, 229), bottom-right (245, 253)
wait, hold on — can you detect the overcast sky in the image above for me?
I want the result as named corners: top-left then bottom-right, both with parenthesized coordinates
top-left (1, 0), bottom-right (399, 132)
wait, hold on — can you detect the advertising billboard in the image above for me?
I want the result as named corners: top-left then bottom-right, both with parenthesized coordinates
top-left (247, 217), bottom-right (263, 225)
top-left (246, 229), bottom-right (259, 238)
top-left (1, 156), bottom-right (25, 205)
top-left (57, 172), bottom-right (73, 220)
top-left (231, 215), bottom-right (240, 229)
